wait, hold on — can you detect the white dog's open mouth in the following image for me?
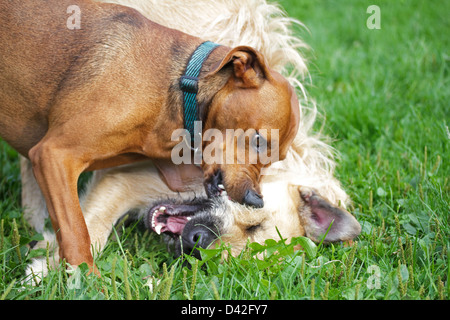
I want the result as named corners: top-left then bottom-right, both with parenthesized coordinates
top-left (145, 200), bottom-right (212, 236)
top-left (145, 197), bottom-right (226, 259)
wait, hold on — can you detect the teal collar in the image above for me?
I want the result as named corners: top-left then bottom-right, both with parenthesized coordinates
top-left (180, 41), bottom-right (220, 144)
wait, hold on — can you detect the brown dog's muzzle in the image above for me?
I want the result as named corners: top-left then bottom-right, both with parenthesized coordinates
top-left (203, 166), bottom-right (264, 208)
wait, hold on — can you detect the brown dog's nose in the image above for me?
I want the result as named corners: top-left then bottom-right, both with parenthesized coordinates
top-left (243, 189), bottom-right (264, 208)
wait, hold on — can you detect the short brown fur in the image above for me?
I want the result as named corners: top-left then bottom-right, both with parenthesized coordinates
top-left (0, 0), bottom-right (299, 269)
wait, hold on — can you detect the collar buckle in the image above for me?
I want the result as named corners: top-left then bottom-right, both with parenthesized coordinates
top-left (180, 75), bottom-right (199, 94)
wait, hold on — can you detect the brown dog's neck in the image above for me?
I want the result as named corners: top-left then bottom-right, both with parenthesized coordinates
top-left (127, 19), bottom-right (236, 159)
top-left (166, 42), bottom-right (232, 128)
top-left (195, 46), bottom-right (234, 122)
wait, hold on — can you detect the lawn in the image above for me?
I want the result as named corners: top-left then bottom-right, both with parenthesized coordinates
top-left (0, 0), bottom-right (448, 301)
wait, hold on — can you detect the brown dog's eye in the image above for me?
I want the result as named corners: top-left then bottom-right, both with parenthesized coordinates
top-left (246, 224), bottom-right (261, 233)
top-left (251, 133), bottom-right (266, 154)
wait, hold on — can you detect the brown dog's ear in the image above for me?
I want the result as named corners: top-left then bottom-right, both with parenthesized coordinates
top-left (207, 46), bottom-right (270, 88)
top-left (153, 160), bottom-right (203, 192)
top-left (298, 187), bottom-right (361, 243)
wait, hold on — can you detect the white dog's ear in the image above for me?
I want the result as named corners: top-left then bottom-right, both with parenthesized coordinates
top-left (297, 187), bottom-right (361, 243)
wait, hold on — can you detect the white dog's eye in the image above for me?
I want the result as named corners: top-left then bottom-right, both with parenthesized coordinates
top-left (251, 132), bottom-right (266, 153)
top-left (246, 224), bottom-right (261, 233)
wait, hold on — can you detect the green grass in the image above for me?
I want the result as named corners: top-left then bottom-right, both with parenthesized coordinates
top-left (1, 0), bottom-right (448, 300)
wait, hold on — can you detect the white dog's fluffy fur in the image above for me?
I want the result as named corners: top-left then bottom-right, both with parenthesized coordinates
top-left (23, 0), bottom-right (351, 280)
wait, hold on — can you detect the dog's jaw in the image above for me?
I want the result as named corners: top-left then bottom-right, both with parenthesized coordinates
top-left (145, 199), bottom-right (213, 237)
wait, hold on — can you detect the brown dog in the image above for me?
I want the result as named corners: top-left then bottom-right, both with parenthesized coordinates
top-left (0, 0), bottom-right (299, 269)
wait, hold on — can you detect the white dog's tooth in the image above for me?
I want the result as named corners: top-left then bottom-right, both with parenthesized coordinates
top-left (159, 206), bottom-right (166, 212)
top-left (155, 224), bottom-right (162, 235)
top-left (152, 213), bottom-right (157, 227)
top-left (186, 217), bottom-right (192, 221)
top-left (218, 184), bottom-right (225, 190)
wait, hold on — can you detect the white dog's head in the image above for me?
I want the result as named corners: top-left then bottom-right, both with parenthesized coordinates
top-left (145, 177), bottom-right (361, 258)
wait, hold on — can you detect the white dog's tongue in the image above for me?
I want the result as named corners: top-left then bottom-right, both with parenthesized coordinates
top-left (165, 216), bottom-right (190, 235)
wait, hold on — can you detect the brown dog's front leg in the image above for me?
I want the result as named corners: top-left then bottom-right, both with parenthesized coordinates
top-left (29, 138), bottom-right (94, 271)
